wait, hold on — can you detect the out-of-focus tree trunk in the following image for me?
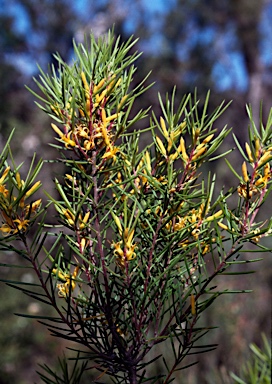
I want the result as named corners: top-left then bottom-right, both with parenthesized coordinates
top-left (231, 0), bottom-right (264, 121)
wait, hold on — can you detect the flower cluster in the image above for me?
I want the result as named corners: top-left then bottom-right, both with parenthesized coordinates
top-left (0, 167), bottom-right (41, 236)
top-left (238, 139), bottom-right (271, 200)
top-left (50, 72), bottom-right (125, 163)
top-left (156, 116), bottom-right (214, 165)
top-left (52, 266), bottom-right (80, 298)
top-left (111, 212), bottom-right (137, 270)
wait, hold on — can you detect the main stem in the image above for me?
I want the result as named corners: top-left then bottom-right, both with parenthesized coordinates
top-left (128, 365), bottom-right (137, 384)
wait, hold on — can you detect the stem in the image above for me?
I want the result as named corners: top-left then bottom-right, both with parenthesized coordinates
top-left (91, 150), bottom-right (126, 357)
top-left (19, 235), bottom-right (103, 356)
top-left (128, 365), bottom-right (137, 384)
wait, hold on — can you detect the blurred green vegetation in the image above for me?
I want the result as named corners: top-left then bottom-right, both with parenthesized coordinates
top-left (231, 334), bottom-right (271, 384)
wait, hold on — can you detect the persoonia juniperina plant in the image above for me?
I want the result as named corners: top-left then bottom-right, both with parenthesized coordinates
top-left (0, 30), bottom-right (271, 384)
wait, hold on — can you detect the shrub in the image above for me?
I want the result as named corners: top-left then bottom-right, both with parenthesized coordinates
top-left (0, 31), bottom-right (271, 383)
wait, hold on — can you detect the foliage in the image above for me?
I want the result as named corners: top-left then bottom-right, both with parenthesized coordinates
top-left (230, 334), bottom-right (271, 384)
top-left (0, 31), bottom-right (272, 383)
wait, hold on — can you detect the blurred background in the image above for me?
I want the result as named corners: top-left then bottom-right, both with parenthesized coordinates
top-left (0, 0), bottom-right (271, 383)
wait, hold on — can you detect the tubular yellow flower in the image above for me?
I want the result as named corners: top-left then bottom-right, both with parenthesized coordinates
top-left (255, 137), bottom-right (260, 158)
top-left (156, 136), bottom-right (167, 156)
top-left (0, 167), bottom-right (10, 185)
top-left (96, 88), bottom-right (108, 104)
top-left (179, 121), bottom-right (186, 132)
top-left (144, 151), bottom-right (152, 173)
top-left (125, 244), bottom-right (137, 261)
top-left (124, 228), bottom-right (134, 247)
top-left (82, 211), bottom-right (90, 225)
top-left (192, 126), bottom-right (201, 144)
top-left (50, 104), bottom-right (61, 117)
top-left (192, 146), bottom-right (206, 161)
top-left (0, 184), bottom-right (9, 198)
top-left (51, 124), bottom-right (76, 148)
top-left (136, 156), bottom-right (144, 172)
top-left (264, 162), bottom-right (270, 177)
top-left (51, 123), bottom-right (64, 137)
top-left (81, 72), bottom-right (90, 97)
top-left (86, 99), bottom-right (91, 116)
top-left (160, 117), bottom-right (169, 139)
top-left (117, 95), bottom-right (128, 111)
top-left (112, 212), bottom-right (123, 235)
top-left (105, 113), bottom-right (118, 122)
top-left (52, 268), bottom-right (66, 281)
top-left (190, 294), bottom-right (196, 315)
top-left (25, 199), bottom-right (42, 215)
top-left (65, 174), bottom-right (76, 184)
top-left (108, 77), bottom-right (121, 93)
top-left (254, 165), bottom-right (270, 188)
top-left (206, 210), bottom-right (223, 222)
top-left (25, 181), bottom-right (41, 198)
top-left (100, 122), bottom-right (111, 147)
top-left (245, 142), bottom-right (254, 163)
top-left (178, 137), bottom-right (189, 162)
top-left (102, 145), bottom-right (119, 162)
top-left (62, 208), bottom-right (76, 226)
top-left (258, 151), bottom-right (272, 167)
top-left (80, 237), bottom-right (87, 251)
top-left (79, 211), bottom-right (90, 230)
top-left (203, 134), bottom-right (214, 144)
top-left (169, 151), bottom-right (179, 162)
top-left (218, 222), bottom-right (229, 230)
top-left (237, 183), bottom-right (255, 199)
top-left (195, 142), bottom-right (205, 152)
top-left (15, 172), bottom-right (22, 188)
top-left (242, 161), bottom-right (249, 182)
top-left (93, 78), bottom-right (106, 94)
top-left (167, 131), bottom-right (176, 152)
top-left (101, 108), bottom-right (107, 124)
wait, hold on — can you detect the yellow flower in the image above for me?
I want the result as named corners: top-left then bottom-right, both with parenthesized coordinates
top-left (205, 210), bottom-right (223, 222)
top-left (112, 224), bottom-right (137, 270)
top-left (156, 136), bottom-right (167, 157)
top-left (192, 146), bottom-right (206, 161)
top-left (242, 162), bottom-right (249, 182)
top-left (13, 218), bottom-right (29, 231)
top-left (0, 167), bottom-right (10, 185)
top-left (0, 222), bottom-right (13, 234)
top-left (258, 151), bottom-right (272, 167)
top-left (237, 183), bottom-right (255, 199)
top-left (218, 222), bottom-right (229, 230)
top-left (0, 216), bottom-right (29, 235)
top-left (51, 124), bottom-right (76, 148)
top-left (62, 208), bottom-right (76, 226)
top-left (0, 184), bottom-right (9, 198)
top-left (53, 266), bottom-right (79, 298)
top-left (93, 78), bottom-right (106, 94)
top-left (179, 137), bottom-right (189, 162)
top-left (102, 145), bottom-right (119, 162)
top-left (81, 71), bottom-right (90, 98)
top-left (79, 211), bottom-right (90, 230)
top-left (245, 142), bottom-right (254, 162)
top-left (25, 181), bottom-right (41, 198)
top-left (160, 117), bottom-right (169, 140)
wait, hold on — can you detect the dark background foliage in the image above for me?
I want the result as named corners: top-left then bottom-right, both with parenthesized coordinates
top-left (0, 0), bottom-right (271, 382)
